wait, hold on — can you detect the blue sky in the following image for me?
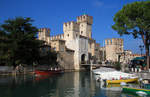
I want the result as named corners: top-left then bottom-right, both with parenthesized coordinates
top-left (0, 0), bottom-right (144, 54)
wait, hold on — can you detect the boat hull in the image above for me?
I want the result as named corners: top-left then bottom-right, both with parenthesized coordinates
top-left (122, 86), bottom-right (150, 96)
top-left (107, 78), bottom-right (138, 84)
top-left (35, 70), bottom-right (64, 76)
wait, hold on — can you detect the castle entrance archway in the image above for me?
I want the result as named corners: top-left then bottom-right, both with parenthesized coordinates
top-left (81, 54), bottom-right (86, 64)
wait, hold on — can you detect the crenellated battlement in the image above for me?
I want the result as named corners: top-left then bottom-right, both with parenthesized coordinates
top-left (38, 28), bottom-right (50, 41)
top-left (105, 38), bottom-right (123, 45)
top-left (63, 21), bottom-right (79, 32)
top-left (38, 28), bottom-right (50, 37)
top-left (77, 15), bottom-right (93, 25)
top-left (39, 28), bottom-right (50, 34)
top-left (50, 34), bottom-right (64, 40)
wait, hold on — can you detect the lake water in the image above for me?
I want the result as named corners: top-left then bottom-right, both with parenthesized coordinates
top-left (0, 71), bottom-right (143, 97)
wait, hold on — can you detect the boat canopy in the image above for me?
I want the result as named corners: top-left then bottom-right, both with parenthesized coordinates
top-left (130, 56), bottom-right (146, 67)
top-left (132, 56), bottom-right (146, 61)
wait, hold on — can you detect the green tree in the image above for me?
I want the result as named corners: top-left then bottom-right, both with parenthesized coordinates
top-left (38, 45), bottom-right (58, 66)
top-left (112, 1), bottom-right (150, 70)
top-left (113, 62), bottom-right (121, 71)
top-left (0, 30), bottom-right (10, 65)
top-left (0, 17), bottom-right (42, 67)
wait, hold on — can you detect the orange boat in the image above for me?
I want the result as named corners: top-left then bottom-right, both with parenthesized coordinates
top-left (35, 70), bottom-right (64, 76)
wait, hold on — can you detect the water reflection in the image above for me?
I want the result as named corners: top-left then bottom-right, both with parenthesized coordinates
top-left (48, 72), bottom-right (97, 97)
top-left (0, 72), bottom-right (146, 97)
top-left (0, 72), bottom-right (97, 97)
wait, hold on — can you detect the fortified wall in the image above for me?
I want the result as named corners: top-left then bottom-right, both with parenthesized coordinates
top-left (38, 14), bottom-right (100, 70)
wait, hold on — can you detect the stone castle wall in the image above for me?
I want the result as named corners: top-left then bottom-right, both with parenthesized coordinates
top-left (38, 14), bottom-right (100, 70)
top-left (57, 51), bottom-right (74, 70)
top-left (105, 38), bottom-right (123, 62)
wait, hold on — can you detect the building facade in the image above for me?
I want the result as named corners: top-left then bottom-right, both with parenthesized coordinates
top-left (38, 15), bottom-right (100, 70)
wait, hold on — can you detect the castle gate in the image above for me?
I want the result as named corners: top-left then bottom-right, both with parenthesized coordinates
top-left (81, 54), bottom-right (86, 64)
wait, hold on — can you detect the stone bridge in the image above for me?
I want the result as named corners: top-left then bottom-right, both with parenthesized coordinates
top-left (80, 64), bottom-right (101, 71)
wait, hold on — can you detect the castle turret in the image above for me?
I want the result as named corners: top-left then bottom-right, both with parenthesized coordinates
top-left (77, 15), bottom-right (93, 38)
top-left (105, 38), bottom-right (124, 62)
top-left (38, 28), bottom-right (50, 43)
top-left (63, 21), bottom-right (79, 40)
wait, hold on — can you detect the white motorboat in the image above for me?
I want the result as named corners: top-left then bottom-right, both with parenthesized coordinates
top-left (93, 67), bottom-right (138, 82)
top-left (93, 67), bottom-right (116, 81)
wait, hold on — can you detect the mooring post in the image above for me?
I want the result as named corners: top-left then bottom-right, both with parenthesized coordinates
top-left (90, 60), bottom-right (93, 71)
top-left (90, 64), bottom-right (92, 71)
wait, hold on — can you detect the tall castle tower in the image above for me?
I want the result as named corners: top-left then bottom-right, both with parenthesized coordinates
top-left (77, 15), bottom-right (93, 38)
top-left (105, 38), bottom-right (123, 62)
top-left (63, 21), bottom-right (79, 40)
top-left (38, 28), bottom-right (50, 43)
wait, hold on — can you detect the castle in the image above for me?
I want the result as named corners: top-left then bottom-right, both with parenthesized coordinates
top-left (38, 14), bottom-right (141, 70)
top-left (38, 14), bottom-right (100, 70)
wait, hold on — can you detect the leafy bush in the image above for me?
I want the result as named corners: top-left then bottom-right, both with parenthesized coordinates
top-left (114, 62), bottom-right (121, 71)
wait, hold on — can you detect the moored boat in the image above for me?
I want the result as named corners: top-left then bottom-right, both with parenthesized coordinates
top-left (92, 67), bottom-right (116, 81)
top-left (122, 86), bottom-right (150, 96)
top-left (93, 67), bottom-right (138, 83)
top-left (106, 77), bottom-right (138, 84)
top-left (35, 69), bottom-right (64, 76)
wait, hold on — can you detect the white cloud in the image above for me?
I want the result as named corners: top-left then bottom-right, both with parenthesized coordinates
top-left (92, 0), bottom-right (103, 7)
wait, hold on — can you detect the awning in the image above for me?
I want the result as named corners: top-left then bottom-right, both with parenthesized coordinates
top-left (132, 56), bottom-right (146, 61)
